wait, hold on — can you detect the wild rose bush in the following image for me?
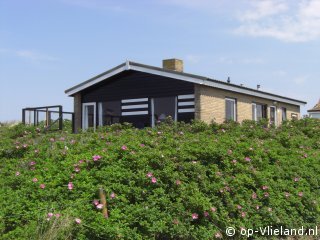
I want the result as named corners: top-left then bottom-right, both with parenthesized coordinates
top-left (0, 119), bottom-right (319, 239)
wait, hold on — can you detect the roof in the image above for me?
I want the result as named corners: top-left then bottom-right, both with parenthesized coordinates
top-left (65, 60), bottom-right (307, 106)
top-left (307, 99), bottom-right (320, 112)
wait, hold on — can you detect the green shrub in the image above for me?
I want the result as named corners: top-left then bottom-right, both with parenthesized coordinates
top-left (0, 118), bottom-right (319, 239)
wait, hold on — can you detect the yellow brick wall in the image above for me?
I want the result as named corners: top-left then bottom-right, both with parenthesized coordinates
top-left (194, 84), bottom-right (300, 124)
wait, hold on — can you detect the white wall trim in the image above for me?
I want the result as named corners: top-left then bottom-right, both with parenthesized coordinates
top-left (121, 104), bottom-right (148, 109)
top-left (178, 101), bottom-right (194, 106)
top-left (178, 94), bottom-right (195, 100)
top-left (121, 98), bottom-right (148, 103)
top-left (178, 108), bottom-right (195, 113)
top-left (121, 111), bottom-right (148, 116)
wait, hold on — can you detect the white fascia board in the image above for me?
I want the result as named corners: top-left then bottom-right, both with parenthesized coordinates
top-left (130, 65), bottom-right (305, 106)
top-left (66, 65), bottom-right (127, 96)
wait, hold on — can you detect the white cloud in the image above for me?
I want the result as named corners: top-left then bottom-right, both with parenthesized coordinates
top-left (239, 0), bottom-right (288, 21)
top-left (293, 75), bottom-right (309, 85)
top-left (0, 48), bottom-right (58, 62)
top-left (234, 0), bottom-right (320, 42)
top-left (16, 50), bottom-right (58, 62)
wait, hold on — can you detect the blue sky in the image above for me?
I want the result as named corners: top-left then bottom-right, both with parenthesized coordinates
top-left (1, 0), bottom-right (319, 121)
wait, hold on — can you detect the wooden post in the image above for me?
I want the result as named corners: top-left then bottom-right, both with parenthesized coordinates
top-left (99, 188), bottom-right (108, 218)
top-left (58, 106), bottom-right (63, 130)
top-left (22, 109), bottom-right (26, 125)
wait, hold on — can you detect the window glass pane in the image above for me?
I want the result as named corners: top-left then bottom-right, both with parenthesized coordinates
top-left (226, 99), bottom-right (235, 121)
top-left (153, 97), bottom-right (176, 125)
top-left (99, 101), bottom-right (121, 125)
top-left (256, 105), bottom-right (263, 121)
top-left (270, 107), bottom-right (275, 124)
top-left (282, 108), bottom-right (287, 121)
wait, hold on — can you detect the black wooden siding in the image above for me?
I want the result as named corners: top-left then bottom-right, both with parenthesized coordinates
top-left (81, 70), bottom-right (194, 102)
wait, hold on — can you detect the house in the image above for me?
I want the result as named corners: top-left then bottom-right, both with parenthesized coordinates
top-left (307, 99), bottom-right (320, 119)
top-left (65, 59), bottom-right (306, 132)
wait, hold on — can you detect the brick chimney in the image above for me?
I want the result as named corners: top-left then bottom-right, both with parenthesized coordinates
top-left (162, 58), bottom-right (183, 72)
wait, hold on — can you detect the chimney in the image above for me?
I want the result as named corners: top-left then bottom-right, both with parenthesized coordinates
top-left (162, 58), bottom-right (183, 72)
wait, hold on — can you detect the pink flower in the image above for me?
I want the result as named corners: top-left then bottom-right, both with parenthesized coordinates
top-left (79, 160), bottom-right (84, 164)
top-left (92, 155), bottom-right (101, 161)
top-left (68, 182), bottom-right (73, 190)
top-left (227, 149), bottom-right (233, 155)
top-left (256, 205), bottom-right (260, 210)
top-left (215, 232), bottom-right (222, 238)
top-left (49, 138), bottom-right (55, 142)
top-left (40, 184), bottom-right (45, 189)
top-left (285, 192), bottom-right (290, 198)
top-left (121, 145), bottom-right (127, 151)
top-left (55, 213), bottom-right (61, 218)
top-left (298, 192), bottom-right (303, 197)
top-left (146, 172), bottom-right (153, 178)
top-left (232, 159), bottom-right (237, 164)
top-left (34, 149), bottom-right (39, 153)
top-left (252, 192), bottom-right (257, 199)
top-left (110, 192), bottom-right (116, 199)
top-left (47, 213), bottom-right (54, 218)
top-left (245, 157), bottom-right (251, 162)
top-left (74, 167), bottom-right (80, 172)
top-left (175, 180), bottom-right (181, 185)
top-left (151, 177), bottom-right (157, 183)
top-left (241, 212), bottom-right (246, 218)
top-left (237, 205), bottom-right (242, 210)
top-left (294, 177), bottom-right (300, 182)
top-left (204, 211), bottom-right (209, 217)
top-left (268, 207), bottom-right (272, 212)
top-left (140, 144), bottom-right (145, 147)
top-left (75, 218), bottom-right (81, 224)
top-left (211, 207), bottom-right (217, 212)
top-left (15, 171), bottom-right (20, 176)
top-left (32, 178), bottom-right (38, 183)
top-left (261, 185), bottom-right (269, 190)
top-left (23, 144), bottom-right (28, 148)
top-left (264, 192), bottom-right (269, 198)
top-left (29, 161), bottom-right (36, 166)
top-left (96, 204), bottom-right (103, 209)
top-left (93, 199), bottom-right (99, 206)
top-left (191, 213), bottom-right (199, 220)
top-left (221, 129), bottom-right (226, 133)
top-left (173, 219), bottom-right (179, 224)
top-left (303, 154), bottom-right (308, 158)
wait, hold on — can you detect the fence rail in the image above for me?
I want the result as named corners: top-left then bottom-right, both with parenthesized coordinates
top-left (22, 105), bottom-right (74, 132)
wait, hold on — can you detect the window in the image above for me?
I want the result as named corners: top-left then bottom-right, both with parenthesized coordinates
top-left (151, 97), bottom-right (177, 127)
top-left (82, 102), bottom-right (96, 130)
top-left (291, 113), bottom-right (298, 120)
top-left (270, 106), bottom-right (277, 125)
top-left (282, 107), bottom-right (287, 121)
top-left (252, 103), bottom-right (267, 121)
top-left (225, 98), bottom-right (236, 121)
top-left (98, 101), bottom-right (121, 126)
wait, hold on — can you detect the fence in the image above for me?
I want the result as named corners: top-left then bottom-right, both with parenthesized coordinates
top-left (22, 105), bottom-right (74, 132)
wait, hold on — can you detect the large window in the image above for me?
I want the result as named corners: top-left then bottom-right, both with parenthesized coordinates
top-left (98, 101), bottom-right (121, 126)
top-left (252, 103), bottom-right (267, 121)
top-left (225, 98), bottom-right (236, 121)
top-left (151, 97), bottom-right (177, 127)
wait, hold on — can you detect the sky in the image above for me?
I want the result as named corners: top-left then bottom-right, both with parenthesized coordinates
top-left (1, 0), bottom-right (319, 122)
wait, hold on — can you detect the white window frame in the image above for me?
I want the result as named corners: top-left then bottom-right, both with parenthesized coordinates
top-left (82, 102), bottom-right (96, 130)
top-left (225, 98), bottom-right (236, 121)
top-left (270, 106), bottom-right (277, 126)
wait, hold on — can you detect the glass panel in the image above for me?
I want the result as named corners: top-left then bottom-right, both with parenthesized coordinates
top-left (282, 108), bottom-right (287, 121)
top-left (270, 107), bottom-right (275, 124)
top-left (256, 104), bottom-right (263, 121)
top-left (153, 97), bottom-right (176, 125)
top-left (98, 101), bottom-right (121, 126)
top-left (86, 105), bottom-right (95, 128)
top-left (226, 99), bottom-right (235, 121)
